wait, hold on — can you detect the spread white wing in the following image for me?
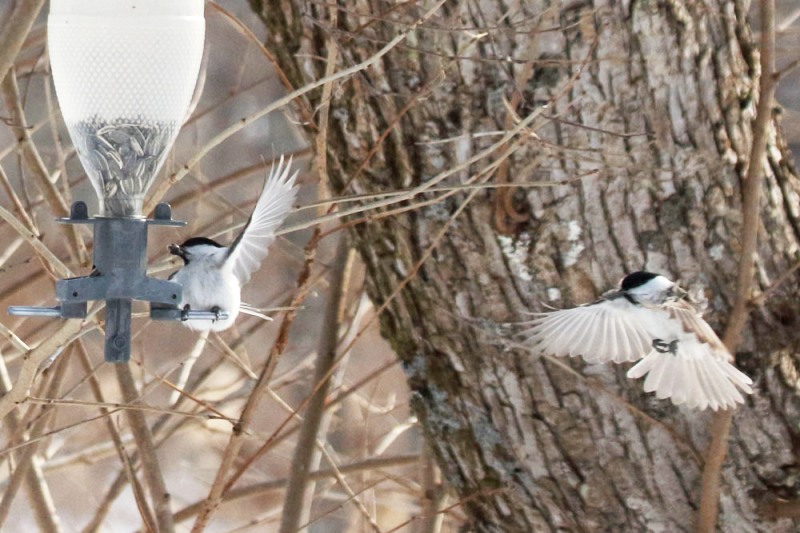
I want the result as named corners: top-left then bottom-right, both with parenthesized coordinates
top-left (521, 295), bottom-right (754, 410)
top-left (226, 156), bottom-right (299, 285)
top-left (520, 295), bottom-right (653, 364)
top-left (626, 302), bottom-right (753, 411)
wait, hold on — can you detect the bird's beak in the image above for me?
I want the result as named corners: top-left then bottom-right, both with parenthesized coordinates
top-left (673, 285), bottom-right (689, 300)
top-left (168, 243), bottom-right (185, 259)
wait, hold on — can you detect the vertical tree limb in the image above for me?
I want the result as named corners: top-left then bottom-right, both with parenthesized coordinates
top-left (279, 240), bottom-right (351, 532)
top-left (75, 341), bottom-right (154, 533)
top-left (115, 364), bottom-right (175, 533)
top-left (697, 0), bottom-right (776, 531)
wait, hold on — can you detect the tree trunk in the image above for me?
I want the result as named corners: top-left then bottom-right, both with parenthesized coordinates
top-left (250, 0), bottom-right (800, 530)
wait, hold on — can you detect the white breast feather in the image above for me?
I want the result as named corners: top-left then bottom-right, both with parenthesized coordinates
top-left (172, 248), bottom-right (241, 332)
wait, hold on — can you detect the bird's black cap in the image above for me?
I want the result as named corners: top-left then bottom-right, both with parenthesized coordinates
top-left (179, 237), bottom-right (224, 249)
top-left (620, 271), bottom-right (660, 291)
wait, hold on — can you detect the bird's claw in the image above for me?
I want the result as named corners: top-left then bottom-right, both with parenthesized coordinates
top-left (652, 338), bottom-right (679, 355)
top-left (179, 305), bottom-right (224, 322)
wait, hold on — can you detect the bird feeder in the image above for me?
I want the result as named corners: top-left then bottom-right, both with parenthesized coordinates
top-left (8, 0), bottom-right (224, 363)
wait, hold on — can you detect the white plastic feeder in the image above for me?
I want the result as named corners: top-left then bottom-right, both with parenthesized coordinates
top-left (48, 0), bottom-right (206, 217)
top-left (8, 1), bottom-right (222, 364)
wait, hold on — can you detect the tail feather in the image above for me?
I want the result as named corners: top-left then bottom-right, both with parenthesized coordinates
top-left (239, 303), bottom-right (274, 322)
top-left (688, 358), bottom-right (713, 410)
top-left (626, 346), bottom-right (752, 411)
top-left (717, 359), bottom-right (754, 392)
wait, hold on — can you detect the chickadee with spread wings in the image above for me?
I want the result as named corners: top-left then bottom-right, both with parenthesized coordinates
top-left (520, 271), bottom-right (753, 411)
top-left (168, 156), bottom-right (299, 332)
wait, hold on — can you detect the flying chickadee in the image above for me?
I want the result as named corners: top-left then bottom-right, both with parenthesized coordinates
top-left (168, 156), bottom-right (299, 332)
top-left (520, 271), bottom-right (753, 411)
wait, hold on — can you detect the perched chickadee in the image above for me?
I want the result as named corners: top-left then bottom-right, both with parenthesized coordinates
top-left (168, 156), bottom-right (299, 331)
top-left (520, 271), bottom-right (753, 411)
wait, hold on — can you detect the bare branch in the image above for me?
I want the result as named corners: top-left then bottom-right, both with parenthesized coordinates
top-left (0, 319), bottom-right (89, 421)
top-left (0, 346), bottom-right (64, 532)
top-left (279, 241), bottom-right (351, 532)
top-left (1, 69), bottom-right (88, 262)
top-left (114, 364), bottom-right (175, 533)
top-left (0, 200), bottom-right (72, 278)
top-left (0, 0), bottom-right (45, 84)
top-left (697, 1), bottom-right (776, 531)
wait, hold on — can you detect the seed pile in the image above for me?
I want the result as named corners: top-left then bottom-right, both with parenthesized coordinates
top-left (72, 119), bottom-right (176, 216)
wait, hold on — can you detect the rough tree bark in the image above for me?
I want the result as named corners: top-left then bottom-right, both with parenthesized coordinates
top-left (250, 1), bottom-right (800, 531)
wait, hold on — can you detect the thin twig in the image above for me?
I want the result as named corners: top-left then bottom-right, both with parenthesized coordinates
top-left (23, 397), bottom-right (236, 422)
top-left (169, 330), bottom-right (209, 406)
top-left (281, 7), bottom-right (375, 529)
top-left (72, 340), bottom-right (147, 533)
top-left (273, 104), bottom-right (551, 239)
top-left (240, 366), bottom-right (374, 529)
top-left (200, 343), bottom-right (398, 491)
top-left (0, 319), bottom-right (89, 420)
top-left (42, 60), bottom-right (87, 267)
top-left (296, 477), bottom-right (388, 531)
top-left (776, 5), bottom-right (800, 32)
top-left (150, 122), bottom-right (565, 265)
top-left (492, 32), bottom-right (535, 233)
top-left (0, 354), bottom-right (67, 532)
top-left (171, 454), bottom-right (419, 525)
top-left (2, 69), bottom-right (87, 262)
top-left (0, 0), bottom-right (45, 83)
top-left (207, 2), bottom-right (315, 127)
top-left (116, 423), bottom-right (158, 533)
top-left (0, 163), bottom-right (37, 232)
top-left (206, 333), bottom-right (257, 379)
top-left (696, 1), bottom-right (775, 531)
top-left (300, 289), bottom-right (373, 529)
top-left (80, 341), bottom-right (232, 533)
top-left (0, 348), bottom-right (64, 533)
top-left (756, 496), bottom-right (800, 519)
top-left (0, 189), bottom-right (72, 278)
top-left (384, 488), bottom-right (506, 533)
top-left (0, 316), bottom-right (30, 354)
